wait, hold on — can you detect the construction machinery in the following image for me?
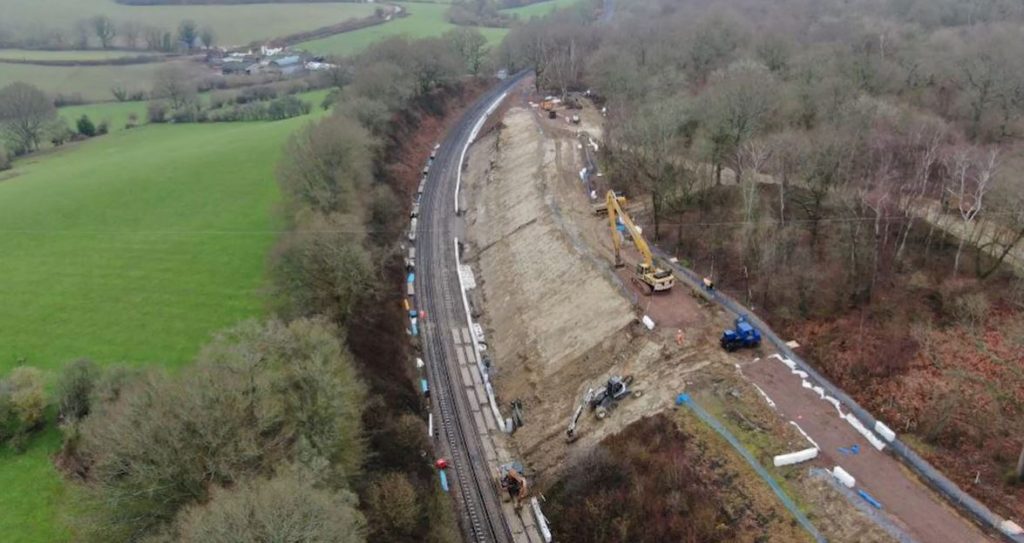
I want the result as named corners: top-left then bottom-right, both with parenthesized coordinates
top-left (591, 192), bottom-right (626, 215)
top-left (498, 462), bottom-right (528, 511)
top-left (605, 190), bottom-right (675, 293)
top-left (566, 375), bottom-right (642, 442)
top-left (720, 316), bottom-right (762, 352)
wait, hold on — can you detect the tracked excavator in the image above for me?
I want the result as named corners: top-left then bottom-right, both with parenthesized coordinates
top-left (605, 190), bottom-right (675, 293)
top-left (498, 462), bottom-right (529, 511)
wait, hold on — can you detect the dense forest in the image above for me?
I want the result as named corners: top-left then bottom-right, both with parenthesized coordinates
top-left (501, 0), bottom-right (1024, 521)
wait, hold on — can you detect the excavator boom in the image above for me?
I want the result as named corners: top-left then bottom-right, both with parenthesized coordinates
top-left (606, 191), bottom-right (674, 292)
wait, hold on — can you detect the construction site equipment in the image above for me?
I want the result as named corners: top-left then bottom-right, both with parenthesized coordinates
top-left (605, 190), bottom-right (675, 293)
top-left (720, 316), bottom-right (762, 352)
top-left (589, 375), bottom-right (641, 419)
top-left (499, 463), bottom-right (529, 510)
top-left (591, 192), bottom-right (626, 215)
top-left (565, 388), bottom-right (595, 442)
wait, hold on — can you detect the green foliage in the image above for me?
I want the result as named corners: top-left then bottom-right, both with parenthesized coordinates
top-left (278, 114), bottom-right (374, 214)
top-left (171, 468), bottom-right (365, 543)
top-left (75, 318), bottom-right (365, 540)
top-left (56, 359), bottom-right (99, 423)
top-left (0, 147), bottom-right (10, 171)
top-left (76, 115), bottom-right (97, 137)
top-left (0, 367), bottom-right (47, 452)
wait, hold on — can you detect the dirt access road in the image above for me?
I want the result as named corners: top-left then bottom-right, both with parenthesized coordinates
top-left (460, 89), bottom-right (995, 542)
top-left (745, 356), bottom-right (991, 542)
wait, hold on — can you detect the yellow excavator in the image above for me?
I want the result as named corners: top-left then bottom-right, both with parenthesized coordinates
top-left (606, 190), bottom-right (675, 293)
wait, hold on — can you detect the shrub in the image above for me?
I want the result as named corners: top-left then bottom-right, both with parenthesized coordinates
top-left (0, 367), bottom-right (47, 451)
top-left (365, 473), bottom-right (418, 540)
top-left (96, 121), bottom-right (108, 135)
top-left (75, 319), bottom-right (365, 539)
top-left (0, 147), bottom-right (10, 171)
top-left (49, 119), bottom-right (74, 146)
top-left (77, 115), bottom-right (97, 137)
top-left (953, 292), bottom-right (990, 328)
top-left (126, 113), bottom-right (139, 129)
top-left (56, 359), bottom-right (99, 423)
top-left (172, 468), bottom-right (365, 542)
top-left (147, 101), bottom-right (168, 123)
top-left (267, 96), bottom-right (310, 121)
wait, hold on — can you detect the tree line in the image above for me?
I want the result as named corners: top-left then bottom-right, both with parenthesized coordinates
top-left (0, 17), bottom-right (214, 52)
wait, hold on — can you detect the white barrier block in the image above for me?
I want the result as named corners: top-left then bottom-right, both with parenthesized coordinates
top-left (874, 421), bottom-right (896, 442)
top-left (641, 315), bottom-right (655, 330)
top-left (1000, 520), bottom-right (1023, 536)
top-left (845, 413), bottom-right (886, 451)
top-left (801, 380), bottom-right (813, 390)
top-left (812, 385), bottom-right (826, 399)
top-left (793, 370), bottom-right (809, 379)
top-left (774, 447), bottom-right (819, 467)
top-left (832, 466), bottom-right (856, 488)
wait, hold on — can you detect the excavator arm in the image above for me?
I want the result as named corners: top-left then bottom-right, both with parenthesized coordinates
top-left (606, 190), bottom-right (654, 269)
top-left (606, 190), bottom-right (674, 292)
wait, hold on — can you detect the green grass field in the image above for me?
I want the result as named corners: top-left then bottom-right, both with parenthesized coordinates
top-left (0, 49), bottom-right (162, 62)
top-left (59, 100), bottom-right (148, 132)
top-left (299, 2), bottom-right (508, 56)
top-left (0, 102), bottom-right (328, 543)
top-left (504, 0), bottom-right (584, 18)
top-left (0, 59), bottom-right (206, 102)
top-left (0, 0), bottom-right (377, 46)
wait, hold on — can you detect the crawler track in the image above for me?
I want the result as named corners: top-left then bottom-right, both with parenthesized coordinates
top-left (416, 75), bottom-right (525, 543)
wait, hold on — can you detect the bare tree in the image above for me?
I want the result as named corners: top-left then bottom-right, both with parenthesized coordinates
top-left (701, 60), bottom-right (778, 185)
top-left (152, 65), bottom-right (195, 110)
top-left (121, 21), bottom-right (143, 50)
top-left (0, 82), bottom-right (57, 153)
top-left (945, 147), bottom-right (997, 275)
top-left (446, 27), bottom-right (488, 76)
top-left (199, 26), bottom-right (215, 49)
top-left (91, 15), bottom-right (117, 49)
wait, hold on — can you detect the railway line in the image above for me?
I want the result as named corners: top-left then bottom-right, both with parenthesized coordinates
top-left (415, 74), bottom-right (527, 543)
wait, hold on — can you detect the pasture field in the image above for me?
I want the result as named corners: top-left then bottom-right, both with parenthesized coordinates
top-left (504, 0), bottom-right (583, 18)
top-left (299, 2), bottom-right (507, 56)
top-left (0, 49), bottom-right (161, 62)
top-left (58, 100), bottom-right (148, 132)
top-left (0, 59), bottom-right (209, 102)
top-left (0, 0), bottom-right (378, 46)
top-left (0, 102), bottom-right (329, 543)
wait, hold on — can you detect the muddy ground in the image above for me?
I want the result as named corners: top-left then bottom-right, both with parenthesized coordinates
top-left (458, 94), bottom-right (931, 542)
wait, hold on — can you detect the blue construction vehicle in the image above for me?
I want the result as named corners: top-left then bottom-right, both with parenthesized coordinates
top-left (720, 316), bottom-right (761, 352)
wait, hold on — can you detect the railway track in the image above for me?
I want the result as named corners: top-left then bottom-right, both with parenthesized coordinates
top-left (416, 75), bottom-right (526, 543)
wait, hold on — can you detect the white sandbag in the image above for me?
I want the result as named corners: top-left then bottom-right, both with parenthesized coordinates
top-left (832, 466), bottom-right (856, 488)
top-left (641, 315), bottom-right (655, 330)
top-left (773, 447), bottom-right (819, 467)
top-left (874, 420), bottom-right (896, 442)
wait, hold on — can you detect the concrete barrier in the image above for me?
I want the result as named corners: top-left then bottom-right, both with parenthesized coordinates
top-left (774, 447), bottom-right (819, 467)
top-left (875, 420), bottom-right (896, 442)
top-left (832, 466), bottom-right (856, 488)
top-left (531, 497), bottom-right (553, 543)
top-left (845, 412), bottom-right (886, 451)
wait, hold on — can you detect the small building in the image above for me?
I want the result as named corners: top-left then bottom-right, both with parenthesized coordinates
top-left (271, 55), bottom-right (303, 76)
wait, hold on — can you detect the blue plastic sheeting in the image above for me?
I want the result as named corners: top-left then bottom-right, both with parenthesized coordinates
top-left (407, 272), bottom-right (415, 284)
top-left (439, 470), bottom-right (449, 492)
top-left (655, 247), bottom-right (1024, 543)
top-left (420, 378), bottom-right (429, 394)
top-left (676, 394), bottom-right (827, 543)
top-left (859, 489), bottom-right (883, 509)
top-left (411, 322), bottom-right (419, 337)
